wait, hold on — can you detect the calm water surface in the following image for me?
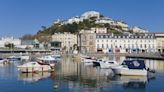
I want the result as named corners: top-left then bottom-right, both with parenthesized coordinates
top-left (0, 55), bottom-right (164, 92)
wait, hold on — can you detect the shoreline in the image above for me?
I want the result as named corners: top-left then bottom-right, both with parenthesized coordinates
top-left (1, 52), bottom-right (164, 60)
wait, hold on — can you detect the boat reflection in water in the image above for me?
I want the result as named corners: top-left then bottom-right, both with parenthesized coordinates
top-left (18, 72), bottom-right (51, 83)
top-left (112, 75), bottom-right (155, 91)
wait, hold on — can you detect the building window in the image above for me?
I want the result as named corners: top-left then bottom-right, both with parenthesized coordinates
top-left (106, 44), bottom-right (109, 48)
top-left (97, 44), bottom-right (99, 48)
top-left (145, 44), bottom-right (147, 48)
top-left (132, 44), bottom-right (134, 48)
top-left (90, 36), bottom-right (93, 39)
top-left (149, 44), bottom-right (150, 48)
top-left (124, 44), bottom-right (126, 48)
top-left (89, 41), bottom-right (93, 45)
top-left (102, 44), bottom-right (104, 48)
top-left (106, 35), bottom-right (108, 38)
top-left (103, 35), bottom-right (106, 38)
top-left (97, 40), bottom-right (99, 42)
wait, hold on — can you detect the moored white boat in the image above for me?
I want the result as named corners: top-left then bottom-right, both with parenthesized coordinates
top-left (20, 55), bottom-right (30, 61)
top-left (0, 58), bottom-right (9, 64)
top-left (38, 54), bottom-right (61, 62)
top-left (17, 62), bottom-right (55, 73)
top-left (7, 56), bottom-right (21, 61)
top-left (98, 59), bottom-right (119, 69)
top-left (111, 60), bottom-right (148, 76)
top-left (81, 57), bottom-right (96, 66)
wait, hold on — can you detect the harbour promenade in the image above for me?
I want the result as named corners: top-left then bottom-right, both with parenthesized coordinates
top-left (72, 52), bottom-right (164, 60)
top-left (0, 50), bottom-right (164, 61)
top-left (125, 53), bottom-right (164, 60)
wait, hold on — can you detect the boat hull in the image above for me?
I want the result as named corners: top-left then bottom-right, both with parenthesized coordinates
top-left (112, 67), bottom-right (147, 76)
top-left (100, 62), bottom-right (118, 69)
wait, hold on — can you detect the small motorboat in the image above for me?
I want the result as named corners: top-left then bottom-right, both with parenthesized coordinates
top-left (38, 54), bottom-right (61, 62)
top-left (81, 57), bottom-right (96, 65)
top-left (93, 59), bottom-right (101, 67)
top-left (111, 60), bottom-right (148, 76)
top-left (17, 62), bottom-right (55, 73)
top-left (99, 59), bottom-right (119, 69)
top-left (7, 56), bottom-right (21, 61)
top-left (20, 55), bottom-right (30, 61)
top-left (0, 58), bottom-right (9, 65)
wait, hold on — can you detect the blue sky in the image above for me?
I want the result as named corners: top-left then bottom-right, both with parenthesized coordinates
top-left (0, 0), bottom-right (164, 37)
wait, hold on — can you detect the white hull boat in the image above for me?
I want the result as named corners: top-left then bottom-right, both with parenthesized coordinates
top-left (17, 62), bottom-right (55, 73)
top-left (38, 55), bottom-right (61, 62)
top-left (20, 55), bottom-right (30, 61)
top-left (111, 60), bottom-right (148, 76)
top-left (82, 57), bottom-right (96, 66)
top-left (0, 58), bottom-right (9, 65)
top-left (98, 59), bottom-right (119, 69)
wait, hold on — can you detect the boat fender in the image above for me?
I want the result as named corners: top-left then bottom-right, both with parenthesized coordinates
top-left (147, 68), bottom-right (156, 73)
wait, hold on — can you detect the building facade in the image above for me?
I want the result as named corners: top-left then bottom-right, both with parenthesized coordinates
top-left (78, 27), bottom-right (107, 53)
top-left (0, 36), bottom-right (21, 48)
top-left (81, 11), bottom-right (100, 19)
top-left (78, 33), bottom-right (96, 54)
top-left (131, 26), bottom-right (149, 33)
top-left (96, 33), bottom-right (157, 53)
top-left (52, 32), bottom-right (77, 51)
top-left (155, 33), bottom-right (164, 53)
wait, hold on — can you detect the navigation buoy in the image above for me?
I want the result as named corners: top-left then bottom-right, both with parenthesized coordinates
top-left (54, 84), bottom-right (58, 89)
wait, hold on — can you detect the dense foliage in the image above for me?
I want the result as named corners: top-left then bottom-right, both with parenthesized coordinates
top-left (21, 16), bottom-right (123, 41)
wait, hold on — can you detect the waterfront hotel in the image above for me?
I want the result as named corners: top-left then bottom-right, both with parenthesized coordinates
top-left (96, 33), bottom-right (156, 53)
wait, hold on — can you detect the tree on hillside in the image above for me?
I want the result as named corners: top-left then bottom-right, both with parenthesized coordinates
top-left (21, 34), bottom-right (35, 40)
top-left (5, 43), bottom-right (15, 49)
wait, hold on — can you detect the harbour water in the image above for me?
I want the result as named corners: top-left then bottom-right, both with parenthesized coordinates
top-left (0, 55), bottom-right (164, 92)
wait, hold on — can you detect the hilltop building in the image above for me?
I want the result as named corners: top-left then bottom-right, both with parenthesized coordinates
top-left (81, 11), bottom-right (100, 19)
top-left (80, 27), bottom-right (107, 34)
top-left (131, 26), bottom-right (149, 33)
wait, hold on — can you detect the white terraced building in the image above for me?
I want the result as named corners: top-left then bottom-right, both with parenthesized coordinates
top-left (0, 36), bottom-right (21, 48)
top-left (96, 33), bottom-right (157, 53)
